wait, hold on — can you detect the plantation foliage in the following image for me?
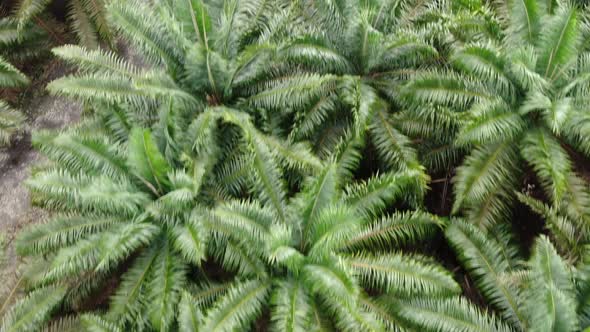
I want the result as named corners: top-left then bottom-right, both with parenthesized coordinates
top-left (2, 0), bottom-right (590, 331)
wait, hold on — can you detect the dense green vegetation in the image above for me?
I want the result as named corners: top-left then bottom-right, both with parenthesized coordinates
top-left (12, 0), bottom-right (111, 48)
top-left (2, 0), bottom-right (590, 331)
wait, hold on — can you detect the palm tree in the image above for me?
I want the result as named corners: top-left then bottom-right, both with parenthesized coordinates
top-left (2, 100), bottom-right (321, 331)
top-left (245, 0), bottom-right (439, 176)
top-left (48, 0), bottom-right (322, 185)
top-left (402, 1), bottom-right (590, 235)
top-left (48, 0), bottom-right (291, 115)
top-left (178, 162), bottom-right (462, 331)
top-left (440, 219), bottom-right (590, 332)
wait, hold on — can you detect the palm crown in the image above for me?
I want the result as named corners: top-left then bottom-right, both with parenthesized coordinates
top-left (403, 1), bottom-right (590, 237)
top-left (189, 163), bottom-right (456, 331)
top-left (247, 0), bottom-right (439, 176)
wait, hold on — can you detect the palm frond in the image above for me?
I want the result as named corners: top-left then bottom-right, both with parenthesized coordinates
top-left (520, 129), bottom-right (572, 206)
top-left (346, 252), bottom-right (460, 296)
top-left (0, 286), bottom-right (66, 332)
top-left (0, 55), bottom-right (29, 88)
top-left (201, 279), bottom-right (270, 332)
top-left (385, 296), bottom-right (512, 332)
top-left (445, 220), bottom-right (525, 328)
top-left (523, 236), bottom-right (578, 331)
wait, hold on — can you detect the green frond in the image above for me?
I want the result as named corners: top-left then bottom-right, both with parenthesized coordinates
top-left (183, 44), bottom-right (229, 97)
top-left (178, 291), bottom-right (204, 332)
top-left (260, 135), bottom-right (324, 173)
top-left (230, 44), bottom-right (277, 91)
top-left (290, 95), bottom-right (339, 141)
top-left (0, 285), bottom-right (66, 332)
top-left (463, 189), bottom-right (514, 231)
top-left (506, 46), bottom-right (549, 91)
top-left (0, 18), bottom-right (20, 44)
top-left (75, 177), bottom-right (150, 217)
top-left (209, 236), bottom-right (267, 277)
top-left (577, 253), bottom-right (590, 329)
top-left (147, 239), bottom-right (187, 331)
top-left (517, 192), bottom-right (585, 260)
top-left (280, 37), bottom-right (352, 74)
top-left (342, 210), bottom-right (445, 251)
top-left (13, 0), bottom-right (51, 32)
top-left (387, 296), bottom-right (512, 332)
top-left (368, 106), bottom-right (419, 171)
top-left (16, 215), bottom-right (122, 256)
top-left (127, 127), bottom-right (171, 193)
top-left (80, 314), bottom-right (122, 332)
top-left (451, 42), bottom-right (513, 97)
top-left (520, 129), bottom-right (572, 205)
top-left (94, 222), bottom-right (160, 272)
top-left (26, 169), bottom-right (90, 211)
top-left (174, 0), bottom-right (212, 44)
top-left (506, 0), bottom-right (542, 46)
top-left (68, 0), bottom-right (99, 49)
top-left (372, 34), bottom-right (438, 71)
top-left (332, 131), bottom-right (364, 182)
top-left (456, 99), bottom-right (526, 146)
top-left (80, 0), bottom-right (112, 46)
top-left (248, 74), bottom-right (338, 111)
top-left (41, 315), bottom-right (80, 332)
top-left (524, 236), bottom-right (578, 332)
top-left (536, 4), bottom-right (580, 80)
top-left (445, 220), bottom-right (525, 328)
top-left (201, 279), bottom-right (270, 332)
top-left (107, 0), bottom-right (185, 69)
top-left (172, 218), bottom-right (208, 266)
top-left (0, 55), bottom-right (29, 88)
top-left (270, 278), bottom-right (313, 332)
top-left (297, 163), bottom-right (339, 229)
top-left (452, 141), bottom-right (520, 217)
top-left (32, 131), bottom-right (128, 179)
top-left (307, 205), bottom-right (361, 255)
top-left (343, 169), bottom-right (427, 217)
top-left (108, 244), bottom-right (158, 325)
top-left (401, 70), bottom-right (492, 109)
top-left (209, 199), bottom-right (273, 251)
top-left (41, 237), bottom-right (100, 284)
top-left (52, 45), bottom-right (139, 77)
top-left (241, 125), bottom-right (288, 223)
top-left (190, 281), bottom-right (233, 308)
top-left (347, 252), bottom-right (460, 296)
top-left (301, 258), bottom-right (359, 306)
top-left (46, 73), bottom-right (149, 106)
top-left (542, 98), bottom-right (572, 135)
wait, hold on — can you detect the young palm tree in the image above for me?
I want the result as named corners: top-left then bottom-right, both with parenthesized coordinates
top-left (48, 0), bottom-right (291, 115)
top-left (441, 219), bottom-right (590, 332)
top-left (177, 162), bottom-right (463, 331)
top-left (2, 100), bottom-right (321, 331)
top-left (245, 0), bottom-right (439, 176)
top-left (402, 1), bottom-right (590, 233)
top-left (12, 0), bottom-right (111, 48)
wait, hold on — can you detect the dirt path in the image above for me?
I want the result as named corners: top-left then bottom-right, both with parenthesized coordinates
top-left (0, 60), bottom-right (81, 306)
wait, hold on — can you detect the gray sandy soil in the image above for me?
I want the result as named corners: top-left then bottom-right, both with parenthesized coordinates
top-left (0, 59), bottom-right (81, 307)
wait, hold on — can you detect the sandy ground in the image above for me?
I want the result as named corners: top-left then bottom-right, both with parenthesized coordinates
top-left (0, 60), bottom-right (81, 305)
